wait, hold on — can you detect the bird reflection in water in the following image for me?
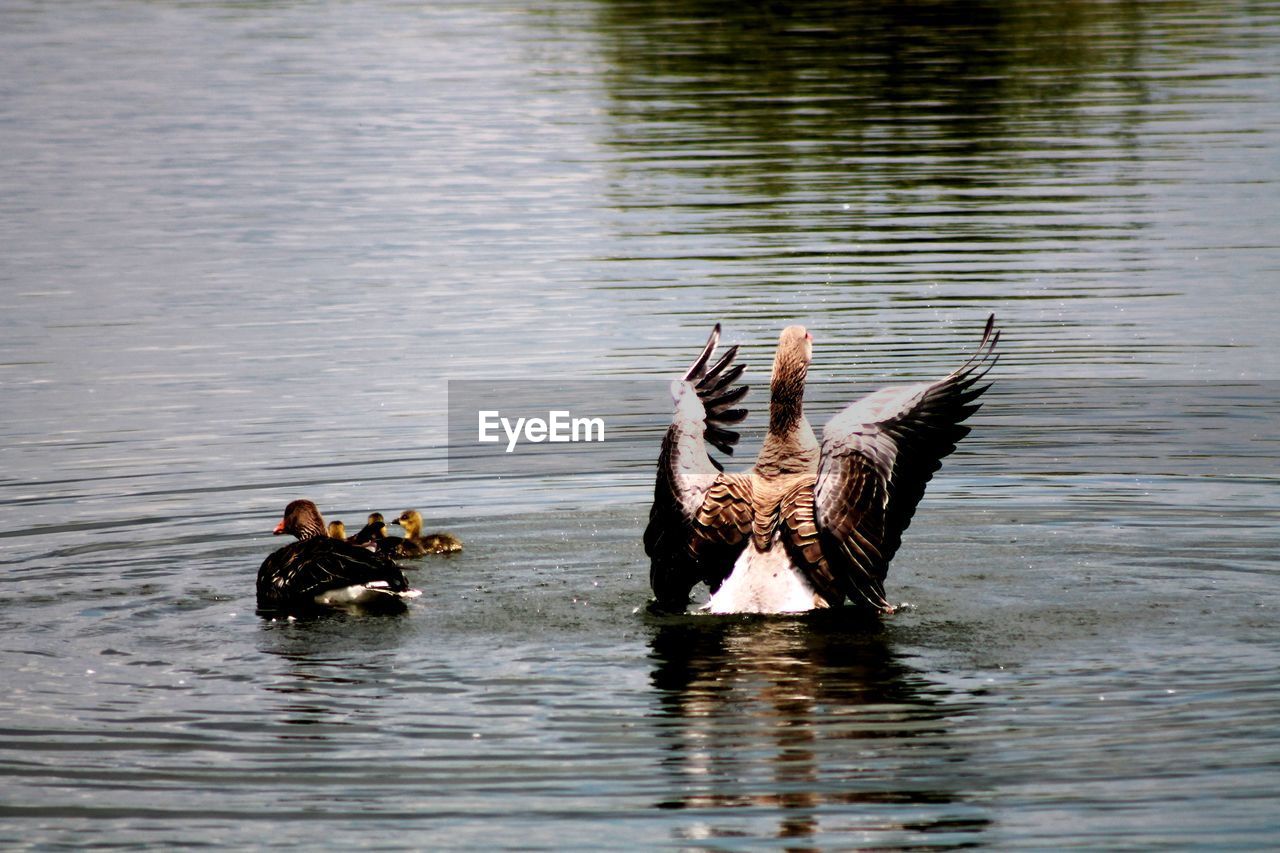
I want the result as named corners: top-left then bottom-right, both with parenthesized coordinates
top-left (257, 614), bottom-right (413, 739)
top-left (647, 614), bottom-right (989, 846)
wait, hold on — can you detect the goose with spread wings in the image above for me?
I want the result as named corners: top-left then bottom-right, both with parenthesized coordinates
top-left (644, 315), bottom-right (999, 615)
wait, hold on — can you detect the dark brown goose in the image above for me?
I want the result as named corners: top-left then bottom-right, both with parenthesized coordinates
top-left (257, 500), bottom-right (421, 613)
top-left (645, 315), bottom-right (999, 615)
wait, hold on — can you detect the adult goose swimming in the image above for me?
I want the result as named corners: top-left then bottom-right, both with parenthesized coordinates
top-left (644, 315), bottom-right (999, 615)
top-left (257, 500), bottom-right (421, 614)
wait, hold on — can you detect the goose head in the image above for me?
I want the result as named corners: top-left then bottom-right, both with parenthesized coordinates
top-left (273, 499), bottom-right (326, 540)
top-left (393, 510), bottom-right (423, 539)
top-left (769, 326), bottom-right (812, 434)
top-left (773, 325), bottom-right (812, 379)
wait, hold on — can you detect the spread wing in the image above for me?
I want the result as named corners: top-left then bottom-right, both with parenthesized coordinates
top-left (814, 314), bottom-right (1000, 611)
top-left (643, 324), bottom-right (754, 612)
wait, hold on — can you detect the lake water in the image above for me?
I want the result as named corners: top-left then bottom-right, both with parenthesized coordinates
top-left (2, 0), bottom-right (1279, 847)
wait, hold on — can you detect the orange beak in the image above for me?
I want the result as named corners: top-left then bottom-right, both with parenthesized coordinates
top-left (272, 519), bottom-right (285, 535)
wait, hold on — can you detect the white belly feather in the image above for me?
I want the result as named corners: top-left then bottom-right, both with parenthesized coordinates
top-left (704, 536), bottom-right (823, 614)
top-left (314, 582), bottom-right (421, 607)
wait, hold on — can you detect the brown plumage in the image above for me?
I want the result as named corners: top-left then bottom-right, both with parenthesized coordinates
top-left (257, 500), bottom-right (419, 613)
top-left (645, 315), bottom-right (999, 615)
top-left (392, 510), bottom-right (463, 556)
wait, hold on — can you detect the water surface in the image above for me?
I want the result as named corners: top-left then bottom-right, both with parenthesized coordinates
top-left (2, 0), bottom-right (1278, 847)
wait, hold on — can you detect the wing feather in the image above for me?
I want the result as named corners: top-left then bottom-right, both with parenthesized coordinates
top-left (257, 537), bottom-right (410, 609)
top-left (644, 325), bottom-right (753, 611)
top-left (776, 482), bottom-right (838, 605)
top-left (814, 315), bottom-right (1000, 611)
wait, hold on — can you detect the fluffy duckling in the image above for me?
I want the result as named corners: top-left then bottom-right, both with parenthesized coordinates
top-left (350, 513), bottom-right (411, 559)
top-left (351, 512), bottom-right (389, 546)
top-left (392, 509), bottom-right (463, 555)
top-left (327, 520), bottom-right (348, 541)
top-left (257, 500), bottom-right (420, 613)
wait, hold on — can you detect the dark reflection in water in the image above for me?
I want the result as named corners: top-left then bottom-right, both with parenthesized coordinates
top-left (587, 0), bottom-right (1275, 378)
top-left (590, 0), bottom-right (1160, 230)
top-left (647, 616), bottom-right (989, 846)
top-left (258, 614), bottom-right (414, 736)
top-left (596, 0), bottom-right (1149, 170)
